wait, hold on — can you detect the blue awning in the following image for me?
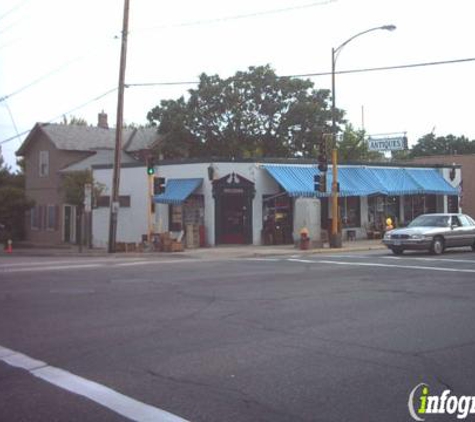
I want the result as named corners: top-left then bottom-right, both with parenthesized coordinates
top-left (262, 165), bottom-right (384, 197)
top-left (367, 168), bottom-right (422, 196)
top-left (405, 169), bottom-right (458, 195)
top-left (263, 165), bottom-right (320, 197)
top-left (153, 178), bottom-right (203, 205)
top-left (263, 165), bottom-right (458, 198)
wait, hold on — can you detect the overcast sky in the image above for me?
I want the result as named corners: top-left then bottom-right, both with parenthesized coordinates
top-left (1, 0), bottom-right (474, 168)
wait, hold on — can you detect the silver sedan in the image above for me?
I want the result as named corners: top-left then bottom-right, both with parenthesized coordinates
top-left (383, 213), bottom-right (475, 255)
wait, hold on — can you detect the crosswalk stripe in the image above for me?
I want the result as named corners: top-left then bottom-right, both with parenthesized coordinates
top-left (0, 345), bottom-right (189, 422)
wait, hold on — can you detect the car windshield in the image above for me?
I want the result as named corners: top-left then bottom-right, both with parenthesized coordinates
top-left (408, 215), bottom-right (450, 228)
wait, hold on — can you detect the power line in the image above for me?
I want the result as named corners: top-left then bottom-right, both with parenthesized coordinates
top-left (3, 55), bottom-right (475, 145)
top-left (134, 0), bottom-right (336, 33)
top-left (126, 56), bottom-right (475, 88)
top-left (0, 38), bottom-right (117, 103)
top-left (0, 87), bottom-right (117, 145)
top-left (0, 0), bottom-right (30, 22)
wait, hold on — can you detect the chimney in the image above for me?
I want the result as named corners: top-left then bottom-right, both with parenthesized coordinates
top-left (98, 111), bottom-right (109, 129)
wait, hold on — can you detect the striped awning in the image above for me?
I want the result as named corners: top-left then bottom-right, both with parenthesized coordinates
top-left (153, 178), bottom-right (203, 205)
top-left (262, 165), bottom-right (458, 198)
top-left (405, 169), bottom-right (458, 195)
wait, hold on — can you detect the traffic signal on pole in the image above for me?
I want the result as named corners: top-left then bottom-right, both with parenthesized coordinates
top-left (153, 177), bottom-right (166, 195)
top-left (314, 173), bottom-right (327, 193)
top-left (317, 137), bottom-right (328, 172)
top-left (147, 158), bottom-right (155, 175)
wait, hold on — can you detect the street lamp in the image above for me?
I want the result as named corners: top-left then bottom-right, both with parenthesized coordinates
top-left (329, 25), bottom-right (396, 248)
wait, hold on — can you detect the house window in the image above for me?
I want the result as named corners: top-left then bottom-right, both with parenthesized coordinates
top-left (46, 205), bottom-right (58, 231)
top-left (39, 151), bottom-right (49, 177)
top-left (31, 206), bottom-right (40, 230)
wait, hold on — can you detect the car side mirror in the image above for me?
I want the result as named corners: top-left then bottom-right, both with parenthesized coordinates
top-left (451, 224), bottom-right (457, 230)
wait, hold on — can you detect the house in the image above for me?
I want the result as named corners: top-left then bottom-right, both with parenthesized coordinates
top-left (16, 113), bottom-right (160, 245)
top-left (90, 159), bottom-right (461, 249)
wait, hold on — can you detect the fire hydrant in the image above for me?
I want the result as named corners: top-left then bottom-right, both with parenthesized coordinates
top-left (385, 217), bottom-right (394, 232)
top-left (299, 227), bottom-right (310, 250)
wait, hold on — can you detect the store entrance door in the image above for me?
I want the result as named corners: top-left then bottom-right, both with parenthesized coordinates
top-left (213, 173), bottom-right (255, 245)
top-left (219, 194), bottom-right (248, 244)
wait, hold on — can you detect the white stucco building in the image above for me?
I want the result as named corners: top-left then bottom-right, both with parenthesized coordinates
top-left (91, 159), bottom-right (461, 249)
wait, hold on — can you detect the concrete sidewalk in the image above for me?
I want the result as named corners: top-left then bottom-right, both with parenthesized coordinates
top-left (2, 239), bottom-right (386, 259)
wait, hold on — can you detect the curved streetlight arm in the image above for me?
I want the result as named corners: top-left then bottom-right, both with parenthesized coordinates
top-left (333, 25), bottom-right (396, 64)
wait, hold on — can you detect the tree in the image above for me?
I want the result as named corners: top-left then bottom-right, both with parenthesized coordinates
top-left (409, 133), bottom-right (475, 157)
top-left (337, 124), bottom-right (384, 163)
top-left (147, 65), bottom-right (344, 159)
top-left (0, 154), bottom-right (34, 242)
top-left (61, 115), bottom-right (89, 126)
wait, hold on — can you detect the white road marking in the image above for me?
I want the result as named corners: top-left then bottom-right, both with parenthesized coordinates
top-left (2, 264), bottom-right (105, 273)
top-left (0, 345), bottom-right (189, 422)
top-left (0, 258), bottom-right (123, 268)
top-left (0, 258), bottom-right (203, 273)
top-left (291, 259), bottom-right (475, 274)
top-left (383, 256), bottom-right (475, 264)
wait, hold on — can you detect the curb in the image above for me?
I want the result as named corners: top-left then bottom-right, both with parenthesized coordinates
top-left (1, 243), bottom-right (386, 259)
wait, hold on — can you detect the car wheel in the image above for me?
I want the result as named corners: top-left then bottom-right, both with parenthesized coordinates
top-left (391, 247), bottom-right (404, 255)
top-left (430, 236), bottom-right (445, 255)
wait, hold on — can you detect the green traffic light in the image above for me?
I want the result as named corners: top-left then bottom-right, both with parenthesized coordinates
top-left (147, 167), bottom-right (155, 175)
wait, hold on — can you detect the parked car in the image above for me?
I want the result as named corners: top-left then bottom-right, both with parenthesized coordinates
top-left (383, 213), bottom-right (475, 255)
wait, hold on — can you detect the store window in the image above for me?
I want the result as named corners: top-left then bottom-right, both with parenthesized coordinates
top-left (262, 194), bottom-right (293, 245)
top-left (339, 196), bottom-right (360, 228)
top-left (368, 195), bottom-right (400, 230)
top-left (169, 195), bottom-right (204, 232)
top-left (448, 195), bottom-right (459, 213)
top-left (403, 195), bottom-right (439, 224)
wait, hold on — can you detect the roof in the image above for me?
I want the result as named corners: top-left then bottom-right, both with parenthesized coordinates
top-left (60, 150), bottom-right (139, 172)
top-left (16, 123), bottom-right (161, 156)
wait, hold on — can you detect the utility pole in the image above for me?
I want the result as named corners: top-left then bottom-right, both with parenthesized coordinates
top-left (108, 0), bottom-right (130, 253)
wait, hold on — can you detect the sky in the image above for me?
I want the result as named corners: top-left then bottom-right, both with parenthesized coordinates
top-left (1, 0), bottom-right (475, 169)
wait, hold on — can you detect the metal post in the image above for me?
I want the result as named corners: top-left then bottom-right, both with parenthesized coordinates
top-left (108, 0), bottom-right (130, 253)
top-left (147, 172), bottom-right (153, 243)
top-left (330, 47), bottom-right (341, 247)
top-left (328, 25), bottom-right (396, 248)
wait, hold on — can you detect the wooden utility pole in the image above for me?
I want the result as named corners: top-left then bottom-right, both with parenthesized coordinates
top-left (108, 0), bottom-right (130, 253)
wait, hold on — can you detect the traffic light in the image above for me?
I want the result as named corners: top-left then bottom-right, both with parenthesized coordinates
top-left (317, 137), bottom-right (328, 172)
top-left (314, 173), bottom-right (326, 193)
top-left (147, 158), bottom-right (155, 176)
top-left (153, 177), bottom-right (166, 195)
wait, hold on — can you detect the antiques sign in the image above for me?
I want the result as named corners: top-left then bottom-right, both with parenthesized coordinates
top-left (368, 136), bottom-right (407, 152)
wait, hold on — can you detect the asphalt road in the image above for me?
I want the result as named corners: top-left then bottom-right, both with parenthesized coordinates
top-left (1, 248), bottom-right (475, 422)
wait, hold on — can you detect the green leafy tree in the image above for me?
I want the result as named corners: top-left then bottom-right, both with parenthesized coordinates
top-left (337, 125), bottom-right (384, 162)
top-left (409, 133), bottom-right (475, 157)
top-left (147, 65), bottom-right (344, 159)
top-left (60, 170), bottom-right (104, 210)
top-left (0, 155), bottom-right (34, 242)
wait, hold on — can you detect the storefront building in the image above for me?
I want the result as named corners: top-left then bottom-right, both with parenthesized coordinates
top-left (91, 160), bottom-right (461, 248)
